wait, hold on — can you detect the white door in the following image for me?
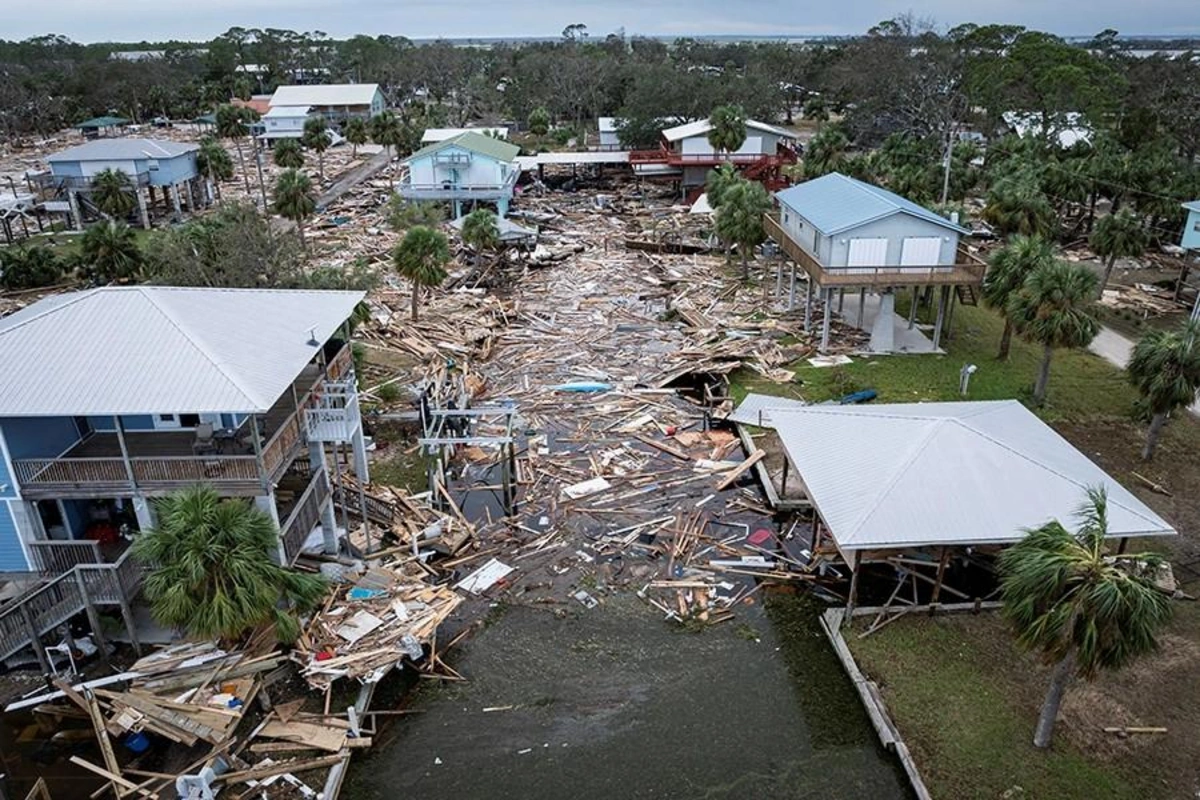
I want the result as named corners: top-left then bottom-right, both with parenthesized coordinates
top-left (900, 237), bottom-right (944, 271)
top-left (846, 238), bottom-right (888, 274)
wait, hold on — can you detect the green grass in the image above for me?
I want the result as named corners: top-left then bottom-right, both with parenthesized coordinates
top-left (732, 296), bottom-right (1138, 422)
top-left (851, 615), bottom-right (1138, 800)
top-left (0, 226), bottom-right (158, 261)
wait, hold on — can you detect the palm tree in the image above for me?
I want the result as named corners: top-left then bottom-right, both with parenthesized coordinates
top-left (1008, 260), bottom-right (1100, 406)
top-left (714, 177), bottom-right (773, 281)
top-left (393, 225), bottom-right (450, 321)
top-left (133, 486), bottom-right (327, 642)
top-left (982, 235), bottom-right (1056, 360)
top-left (196, 136), bottom-right (233, 202)
top-left (1127, 319), bottom-right (1200, 460)
top-left (273, 138), bottom-right (305, 170)
top-left (216, 103), bottom-right (259, 195)
top-left (983, 175), bottom-right (1055, 238)
top-left (301, 116), bottom-right (330, 181)
top-left (0, 245), bottom-right (63, 290)
top-left (80, 220), bottom-right (142, 284)
top-left (705, 163), bottom-right (738, 210)
top-left (803, 126), bottom-right (849, 179)
top-left (90, 168), bottom-right (136, 219)
top-left (460, 208), bottom-right (500, 267)
top-left (1090, 210), bottom-right (1148, 296)
top-left (343, 117), bottom-right (368, 158)
top-left (369, 111), bottom-right (403, 161)
top-left (999, 488), bottom-right (1172, 749)
top-left (272, 169), bottom-right (317, 250)
top-left (708, 104), bottom-right (747, 158)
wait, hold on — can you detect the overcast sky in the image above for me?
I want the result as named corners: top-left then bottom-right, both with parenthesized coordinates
top-left (8, 0), bottom-right (1200, 43)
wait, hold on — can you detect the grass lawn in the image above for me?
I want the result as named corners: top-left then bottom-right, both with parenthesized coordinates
top-left (732, 294), bottom-right (1137, 421)
top-left (0, 226), bottom-right (158, 261)
top-left (850, 606), bottom-right (1200, 800)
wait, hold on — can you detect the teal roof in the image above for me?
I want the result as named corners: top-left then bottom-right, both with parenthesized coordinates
top-left (193, 113), bottom-right (217, 125)
top-left (77, 115), bottom-right (130, 129)
top-left (775, 173), bottom-right (969, 236)
top-left (1184, 201), bottom-right (1200, 213)
top-left (406, 131), bottom-right (519, 164)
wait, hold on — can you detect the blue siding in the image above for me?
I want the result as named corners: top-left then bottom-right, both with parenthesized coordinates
top-left (144, 153), bottom-right (198, 186)
top-left (62, 499), bottom-right (90, 537)
top-left (0, 501), bottom-right (29, 571)
top-left (85, 415), bottom-right (156, 432)
top-left (1, 417), bottom-right (82, 459)
top-left (0, 427), bottom-right (15, 500)
top-left (1183, 210), bottom-right (1200, 251)
top-left (50, 162), bottom-right (84, 178)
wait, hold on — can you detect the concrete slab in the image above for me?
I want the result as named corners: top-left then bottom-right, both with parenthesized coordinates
top-left (839, 291), bottom-right (940, 354)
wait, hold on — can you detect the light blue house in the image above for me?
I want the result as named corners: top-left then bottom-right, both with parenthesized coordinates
top-left (0, 286), bottom-right (370, 581)
top-left (1183, 201), bottom-right (1200, 251)
top-left (397, 131), bottom-right (520, 218)
top-left (34, 138), bottom-right (203, 229)
top-left (767, 173), bottom-right (985, 353)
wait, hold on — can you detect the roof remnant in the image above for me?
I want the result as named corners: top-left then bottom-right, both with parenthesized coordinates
top-left (421, 127), bottom-right (510, 143)
top-left (768, 400), bottom-right (1176, 552)
top-left (0, 286), bottom-right (365, 416)
top-left (77, 116), bottom-right (130, 130)
top-left (774, 173), bottom-right (970, 236)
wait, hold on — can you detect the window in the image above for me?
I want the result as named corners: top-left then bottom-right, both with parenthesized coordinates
top-left (147, 159), bottom-right (159, 171)
top-left (1193, 220), bottom-right (1200, 233)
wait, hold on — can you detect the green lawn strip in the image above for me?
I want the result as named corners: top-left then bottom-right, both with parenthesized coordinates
top-left (851, 616), bottom-right (1136, 800)
top-left (731, 299), bottom-right (1138, 421)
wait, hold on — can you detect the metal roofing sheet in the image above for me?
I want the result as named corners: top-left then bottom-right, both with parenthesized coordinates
top-left (262, 105), bottom-right (311, 119)
top-left (47, 138), bottom-right (199, 163)
top-left (770, 401), bottom-right (1176, 551)
top-left (406, 131), bottom-right (520, 164)
top-left (661, 118), bottom-right (796, 142)
top-left (269, 84), bottom-right (380, 107)
top-left (727, 392), bottom-right (808, 426)
top-left (421, 127), bottom-right (510, 143)
top-left (774, 173), bottom-right (969, 236)
top-left (1183, 200), bottom-right (1200, 213)
top-left (0, 287), bottom-right (364, 416)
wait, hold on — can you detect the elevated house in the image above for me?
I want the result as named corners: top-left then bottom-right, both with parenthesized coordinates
top-left (267, 84), bottom-right (385, 123)
top-left (397, 131), bottom-right (521, 218)
top-left (29, 138), bottom-right (203, 230)
top-left (630, 117), bottom-right (800, 196)
top-left (740, 400), bottom-right (1176, 614)
top-left (767, 173), bottom-right (985, 352)
top-left (0, 286), bottom-right (369, 582)
top-left (256, 105), bottom-right (314, 141)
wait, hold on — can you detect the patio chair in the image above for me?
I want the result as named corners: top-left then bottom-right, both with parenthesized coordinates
top-left (192, 423), bottom-right (218, 455)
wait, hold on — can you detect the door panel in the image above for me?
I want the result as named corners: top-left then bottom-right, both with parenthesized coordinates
top-left (846, 238), bottom-right (888, 274)
top-left (900, 237), bottom-right (945, 271)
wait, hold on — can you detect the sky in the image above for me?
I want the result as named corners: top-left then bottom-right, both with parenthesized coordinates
top-left (7, 0), bottom-right (1200, 43)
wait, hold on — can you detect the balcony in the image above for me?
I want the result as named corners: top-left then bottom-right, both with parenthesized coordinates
top-left (395, 170), bottom-right (518, 202)
top-left (764, 213), bottom-right (987, 289)
top-left (11, 345), bottom-right (354, 499)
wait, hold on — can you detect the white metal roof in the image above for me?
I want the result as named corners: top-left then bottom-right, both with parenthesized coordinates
top-left (1002, 111), bottom-right (1092, 149)
top-left (421, 127), bottom-right (510, 143)
top-left (269, 84), bottom-right (380, 108)
top-left (0, 287), bottom-right (364, 417)
top-left (661, 118), bottom-right (796, 143)
top-left (47, 139), bottom-right (199, 163)
top-left (770, 401), bottom-right (1176, 553)
top-left (263, 105), bottom-right (312, 119)
top-left (727, 392), bottom-right (807, 424)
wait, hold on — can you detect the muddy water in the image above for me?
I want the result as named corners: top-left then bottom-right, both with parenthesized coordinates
top-left (344, 594), bottom-right (911, 800)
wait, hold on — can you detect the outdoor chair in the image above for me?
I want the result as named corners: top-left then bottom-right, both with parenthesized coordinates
top-left (192, 423), bottom-right (217, 455)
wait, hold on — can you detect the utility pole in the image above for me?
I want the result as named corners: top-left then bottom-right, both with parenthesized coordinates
top-left (940, 125), bottom-right (955, 206)
top-left (255, 148), bottom-right (268, 210)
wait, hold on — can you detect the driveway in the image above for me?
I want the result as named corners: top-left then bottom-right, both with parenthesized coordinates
top-left (1089, 325), bottom-right (1199, 414)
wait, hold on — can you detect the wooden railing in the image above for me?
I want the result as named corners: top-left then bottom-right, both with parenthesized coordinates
top-left (132, 456), bottom-right (259, 486)
top-left (764, 213), bottom-right (988, 289)
top-left (13, 455), bottom-right (260, 496)
top-left (28, 540), bottom-right (103, 574)
top-left (77, 549), bottom-right (144, 605)
top-left (262, 414), bottom-right (304, 479)
top-left (280, 469), bottom-right (330, 565)
top-left (14, 458), bottom-right (129, 487)
top-left (326, 344), bottom-right (354, 382)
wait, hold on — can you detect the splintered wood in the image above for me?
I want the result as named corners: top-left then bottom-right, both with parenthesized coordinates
top-left (293, 561), bottom-right (463, 691)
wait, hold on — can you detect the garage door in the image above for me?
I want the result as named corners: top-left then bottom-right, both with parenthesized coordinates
top-left (900, 237), bottom-right (944, 271)
top-left (846, 238), bottom-right (888, 274)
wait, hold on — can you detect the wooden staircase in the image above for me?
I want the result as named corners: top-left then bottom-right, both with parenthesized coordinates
top-left (956, 284), bottom-right (979, 306)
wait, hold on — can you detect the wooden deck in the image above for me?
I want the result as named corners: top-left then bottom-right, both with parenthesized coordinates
top-left (764, 213), bottom-right (987, 289)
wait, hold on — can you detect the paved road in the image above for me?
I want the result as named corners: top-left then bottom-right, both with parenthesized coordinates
top-left (316, 148), bottom-right (391, 211)
top-left (1089, 325), bottom-right (1200, 414)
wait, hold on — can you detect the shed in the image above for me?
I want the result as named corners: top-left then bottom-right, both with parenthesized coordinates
top-left (77, 116), bottom-right (129, 137)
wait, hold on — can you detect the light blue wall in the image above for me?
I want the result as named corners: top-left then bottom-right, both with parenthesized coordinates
top-left (0, 427), bottom-right (16, 501)
top-left (145, 153), bottom-right (199, 186)
top-left (827, 214), bottom-right (960, 268)
top-left (62, 498), bottom-right (90, 537)
top-left (50, 162), bottom-right (85, 178)
top-left (0, 501), bottom-right (28, 571)
top-left (1, 417), bottom-right (82, 460)
top-left (1183, 209), bottom-right (1200, 251)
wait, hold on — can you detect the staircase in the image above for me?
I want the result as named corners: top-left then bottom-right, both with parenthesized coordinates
top-left (956, 284), bottom-right (979, 306)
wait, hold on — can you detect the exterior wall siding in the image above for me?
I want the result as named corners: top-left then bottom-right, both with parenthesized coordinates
top-left (49, 153), bottom-right (198, 187)
top-left (1183, 210), bottom-right (1200, 251)
top-left (825, 214), bottom-right (959, 268)
top-left (0, 500), bottom-right (29, 571)
top-left (408, 147), bottom-right (510, 188)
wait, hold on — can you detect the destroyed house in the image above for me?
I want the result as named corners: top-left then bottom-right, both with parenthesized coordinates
top-left (0, 287), bottom-right (369, 575)
top-left (766, 173), bottom-right (985, 351)
top-left (397, 131), bottom-right (521, 218)
top-left (630, 117), bottom-right (800, 192)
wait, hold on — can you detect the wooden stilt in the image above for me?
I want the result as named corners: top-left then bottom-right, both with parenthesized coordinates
top-left (930, 547), bottom-right (950, 612)
top-left (846, 551), bottom-right (863, 618)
